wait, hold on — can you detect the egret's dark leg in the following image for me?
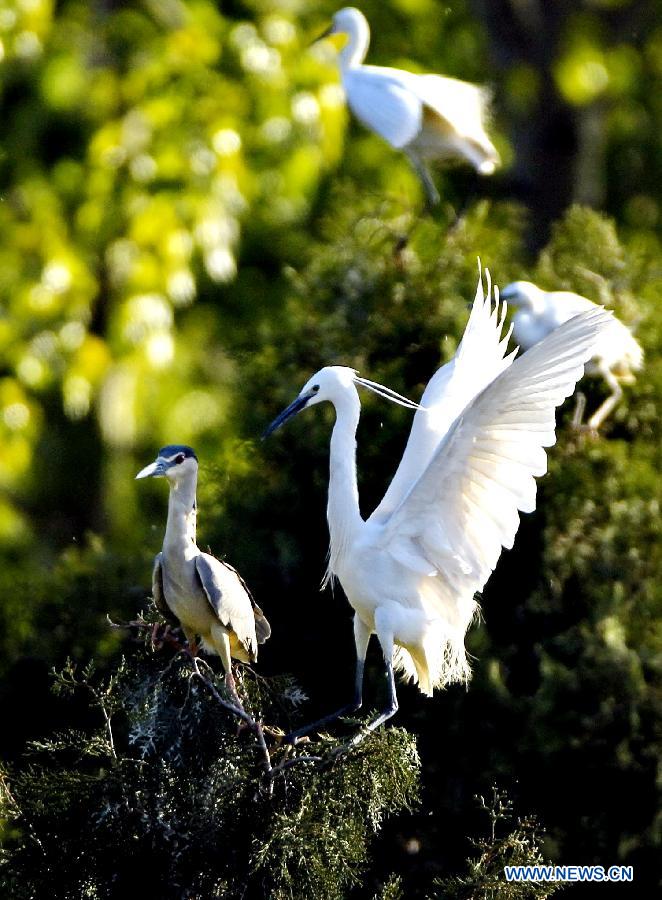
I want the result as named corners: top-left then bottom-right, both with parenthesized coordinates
top-left (405, 151), bottom-right (440, 213)
top-left (345, 663), bottom-right (397, 747)
top-left (285, 617), bottom-right (370, 744)
top-left (571, 391), bottom-right (587, 429)
top-left (344, 622), bottom-right (398, 749)
top-left (448, 170), bottom-right (480, 233)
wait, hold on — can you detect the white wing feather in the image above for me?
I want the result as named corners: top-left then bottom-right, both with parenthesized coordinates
top-left (343, 65), bottom-right (423, 149)
top-left (369, 270), bottom-right (515, 524)
top-left (377, 306), bottom-right (613, 606)
top-left (413, 74), bottom-right (493, 138)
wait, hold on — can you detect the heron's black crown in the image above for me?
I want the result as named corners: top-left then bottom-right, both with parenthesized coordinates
top-left (159, 444), bottom-right (198, 462)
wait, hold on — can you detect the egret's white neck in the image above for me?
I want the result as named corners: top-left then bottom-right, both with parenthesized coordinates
top-left (325, 386), bottom-right (363, 583)
top-left (164, 471), bottom-right (198, 554)
top-left (337, 17), bottom-right (370, 70)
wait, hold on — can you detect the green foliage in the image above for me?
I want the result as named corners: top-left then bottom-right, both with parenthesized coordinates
top-left (0, 650), bottom-right (420, 899)
top-left (431, 788), bottom-right (564, 900)
top-left (0, 535), bottom-right (141, 684)
top-left (0, 0), bottom-right (344, 537)
top-left (1, 0), bottom-right (661, 894)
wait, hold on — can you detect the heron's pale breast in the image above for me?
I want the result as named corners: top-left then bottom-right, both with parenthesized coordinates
top-left (162, 559), bottom-right (215, 634)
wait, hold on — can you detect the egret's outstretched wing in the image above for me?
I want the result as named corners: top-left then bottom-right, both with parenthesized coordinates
top-left (378, 306), bottom-right (612, 599)
top-left (369, 270), bottom-right (515, 524)
top-left (195, 553), bottom-right (258, 660)
top-left (413, 75), bottom-right (493, 138)
top-left (152, 553), bottom-right (179, 626)
top-left (343, 65), bottom-right (422, 149)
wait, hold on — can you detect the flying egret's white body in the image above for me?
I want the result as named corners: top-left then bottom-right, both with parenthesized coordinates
top-left (501, 281), bottom-right (643, 430)
top-left (323, 7), bottom-right (500, 206)
top-left (266, 272), bottom-right (612, 740)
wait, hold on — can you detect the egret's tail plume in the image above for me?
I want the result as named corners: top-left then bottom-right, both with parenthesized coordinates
top-left (393, 626), bottom-right (472, 697)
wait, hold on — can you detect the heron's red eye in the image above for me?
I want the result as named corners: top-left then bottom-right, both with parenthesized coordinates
top-left (176, 454), bottom-right (185, 464)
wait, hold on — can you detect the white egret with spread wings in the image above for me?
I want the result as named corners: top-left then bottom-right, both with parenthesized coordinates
top-left (265, 271), bottom-right (611, 742)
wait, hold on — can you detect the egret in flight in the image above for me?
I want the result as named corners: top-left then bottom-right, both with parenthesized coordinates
top-left (136, 445), bottom-right (271, 700)
top-left (317, 7), bottom-right (500, 208)
top-left (265, 271), bottom-right (611, 742)
top-left (501, 280), bottom-right (643, 431)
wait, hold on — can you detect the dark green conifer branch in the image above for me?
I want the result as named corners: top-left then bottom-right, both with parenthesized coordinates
top-left (431, 786), bottom-right (565, 899)
top-left (0, 636), bottom-right (420, 900)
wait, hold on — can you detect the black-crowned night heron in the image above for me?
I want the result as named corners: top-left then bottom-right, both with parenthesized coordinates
top-left (318, 7), bottom-right (500, 208)
top-left (136, 445), bottom-right (271, 699)
top-left (501, 281), bottom-right (643, 431)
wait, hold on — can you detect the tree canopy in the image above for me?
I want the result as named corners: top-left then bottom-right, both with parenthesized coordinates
top-left (0, 0), bottom-right (660, 896)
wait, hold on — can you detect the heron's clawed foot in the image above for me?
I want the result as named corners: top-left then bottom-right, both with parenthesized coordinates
top-left (150, 622), bottom-right (171, 649)
top-left (149, 622), bottom-right (189, 652)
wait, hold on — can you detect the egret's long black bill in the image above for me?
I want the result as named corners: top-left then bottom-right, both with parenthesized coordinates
top-left (263, 393), bottom-right (311, 438)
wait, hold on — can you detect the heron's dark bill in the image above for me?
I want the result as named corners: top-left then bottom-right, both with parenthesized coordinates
top-left (263, 392), bottom-right (312, 438)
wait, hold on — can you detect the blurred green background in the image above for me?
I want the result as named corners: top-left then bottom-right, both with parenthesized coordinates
top-left (0, 0), bottom-right (661, 894)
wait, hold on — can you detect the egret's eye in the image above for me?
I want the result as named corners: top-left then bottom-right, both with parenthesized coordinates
top-left (175, 454), bottom-right (185, 465)
top-left (312, 385), bottom-right (320, 393)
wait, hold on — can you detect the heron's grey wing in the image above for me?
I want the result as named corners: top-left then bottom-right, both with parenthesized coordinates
top-left (221, 560), bottom-right (271, 645)
top-left (194, 553), bottom-right (258, 660)
top-left (379, 306), bottom-right (613, 600)
top-left (152, 553), bottom-right (179, 626)
top-left (369, 269), bottom-right (515, 524)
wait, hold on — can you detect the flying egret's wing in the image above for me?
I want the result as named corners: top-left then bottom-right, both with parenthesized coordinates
top-left (152, 553), bottom-right (179, 626)
top-left (377, 306), bottom-right (612, 594)
top-left (343, 65), bottom-right (423, 149)
top-left (369, 271), bottom-right (515, 524)
top-left (413, 75), bottom-right (492, 137)
top-left (195, 553), bottom-right (258, 659)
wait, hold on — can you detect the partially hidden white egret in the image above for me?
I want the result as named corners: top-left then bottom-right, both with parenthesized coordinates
top-left (136, 445), bottom-right (271, 701)
top-left (265, 270), bottom-right (612, 742)
top-left (501, 280), bottom-right (643, 431)
top-left (318, 7), bottom-right (500, 208)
